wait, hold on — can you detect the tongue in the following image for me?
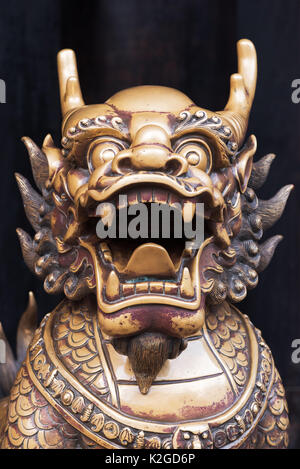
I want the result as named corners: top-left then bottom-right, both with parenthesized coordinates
top-left (123, 243), bottom-right (176, 278)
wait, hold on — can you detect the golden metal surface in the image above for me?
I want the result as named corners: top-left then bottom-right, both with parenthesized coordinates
top-left (0, 38), bottom-right (291, 449)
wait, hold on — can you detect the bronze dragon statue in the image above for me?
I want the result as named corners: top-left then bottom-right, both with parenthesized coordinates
top-left (0, 39), bottom-right (292, 449)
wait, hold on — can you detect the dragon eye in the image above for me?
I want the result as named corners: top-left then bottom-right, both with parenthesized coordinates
top-left (175, 139), bottom-right (212, 172)
top-left (88, 137), bottom-right (126, 171)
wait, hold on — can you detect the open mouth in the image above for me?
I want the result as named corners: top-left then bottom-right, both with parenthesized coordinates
top-left (80, 180), bottom-right (225, 314)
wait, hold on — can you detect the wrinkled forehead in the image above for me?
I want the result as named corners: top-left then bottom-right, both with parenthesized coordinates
top-left (108, 85), bottom-right (196, 137)
top-left (62, 85), bottom-right (201, 138)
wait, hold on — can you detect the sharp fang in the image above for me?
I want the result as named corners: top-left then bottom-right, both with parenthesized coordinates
top-left (96, 202), bottom-right (115, 227)
top-left (106, 271), bottom-right (120, 300)
top-left (103, 252), bottom-right (112, 263)
top-left (182, 202), bottom-right (195, 223)
top-left (180, 267), bottom-right (194, 298)
top-left (100, 242), bottom-right (113, 263)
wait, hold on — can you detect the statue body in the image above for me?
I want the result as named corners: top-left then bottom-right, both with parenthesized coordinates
top-left (0, 40), bottom-right (291, 449)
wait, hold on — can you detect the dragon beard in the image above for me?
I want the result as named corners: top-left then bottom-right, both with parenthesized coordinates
top-left (113, 333), bottom-right (187, 394)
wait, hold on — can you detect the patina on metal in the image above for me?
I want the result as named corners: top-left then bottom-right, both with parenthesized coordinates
top-left (0, 39), bottom-right (291, 449)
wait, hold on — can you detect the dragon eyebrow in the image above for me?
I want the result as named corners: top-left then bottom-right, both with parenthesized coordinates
top-left (171, 110), bottom-right (237, 158)
top-left (66, 114), bottom-right (129, 138)
top-left (89, 123), bottom-right (130, 142)
top-left (61, 114), bottom-right (130, 155)
top-left (172, 110), bottom-right (231, 139)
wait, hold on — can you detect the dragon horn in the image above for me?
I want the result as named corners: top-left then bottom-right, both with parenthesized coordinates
top-left (218, 39), bottom-right (257, 147)
top-left (57, 49), bottom-right (85, 117)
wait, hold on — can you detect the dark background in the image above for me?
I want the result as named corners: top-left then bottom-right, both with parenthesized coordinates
top-left (0, 0), bottom-right (300, 447)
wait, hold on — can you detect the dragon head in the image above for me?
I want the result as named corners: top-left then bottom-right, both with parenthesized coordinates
top-left (16, 39), bottom-right (292, 393)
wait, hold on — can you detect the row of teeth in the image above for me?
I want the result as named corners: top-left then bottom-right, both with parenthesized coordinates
top-left (100, 243), bottom-right (195, 266)
top-left (100, 243), bottom-right (113, 263)
top-left (114, 189), bottom-right (190, 209)
top-left (104, 267), bottom-right (195, 302)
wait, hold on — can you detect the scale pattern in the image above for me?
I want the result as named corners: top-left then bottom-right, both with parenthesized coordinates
top-left (0, 365), bottom-right (78, 449)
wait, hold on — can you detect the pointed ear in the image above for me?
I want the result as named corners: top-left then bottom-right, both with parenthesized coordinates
top-left (42, 134), bottom-right (65, 181)
top-left (234, 135), bottom-right (257, 193)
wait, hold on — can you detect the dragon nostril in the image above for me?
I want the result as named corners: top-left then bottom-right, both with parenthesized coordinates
top-left (165, 155), bottom-right (188, 176)
top-left (111, 151), bottom-right (133, 174)
top-left (112, 146), bottom-right (188, 175)
top-left (115, 156), bottom-right (132, 173)
top-left (165, 159), bottom-right (181, 175)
